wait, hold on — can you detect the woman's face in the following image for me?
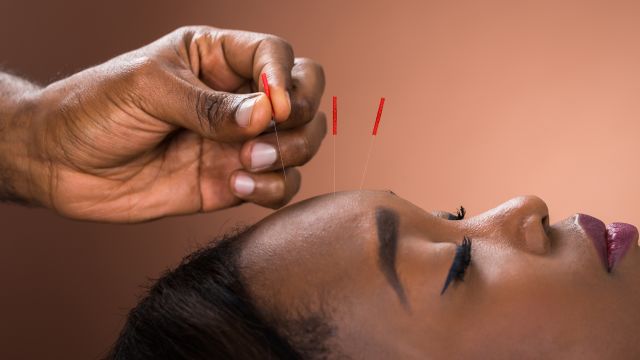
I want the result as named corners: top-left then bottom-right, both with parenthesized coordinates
top-left (238, 191), bottom-right (640, 358)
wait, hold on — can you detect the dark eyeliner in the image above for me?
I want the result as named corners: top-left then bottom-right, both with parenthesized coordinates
top-left (440, 236), bottom-right (472, 295)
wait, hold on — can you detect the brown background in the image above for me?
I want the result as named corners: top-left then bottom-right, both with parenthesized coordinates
top-left (2, 0), bottom-right (640, 358)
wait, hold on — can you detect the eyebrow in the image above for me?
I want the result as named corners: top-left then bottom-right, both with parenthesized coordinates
top-left (375, 207), bottom-right (408, 308)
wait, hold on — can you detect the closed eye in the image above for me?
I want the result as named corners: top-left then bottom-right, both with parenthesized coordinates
top-left (441, 236), bottom-right (472, 295)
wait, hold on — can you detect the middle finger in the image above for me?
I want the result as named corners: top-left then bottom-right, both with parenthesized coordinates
top-left (277, 57), bottom-right (325, 130)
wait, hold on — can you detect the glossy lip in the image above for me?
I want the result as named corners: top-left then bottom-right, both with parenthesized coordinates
top-left (577, 214), bottom-right (639, 272)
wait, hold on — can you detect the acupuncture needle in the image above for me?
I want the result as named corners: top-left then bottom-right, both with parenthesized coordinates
top-left (261, 73), bottom-right (287, 181)
top-left (359, 97), bottom-right (386, 190)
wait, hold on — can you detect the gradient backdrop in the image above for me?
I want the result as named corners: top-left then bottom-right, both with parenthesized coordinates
top-left (2, 0), bottom-right (640, 358)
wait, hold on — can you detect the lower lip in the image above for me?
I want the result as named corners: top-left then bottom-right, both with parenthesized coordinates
top-left (577, 214), bottom-right (638, 272)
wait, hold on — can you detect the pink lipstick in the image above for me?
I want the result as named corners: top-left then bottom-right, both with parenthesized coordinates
top-left (577, 214), bottom-right (638, 272)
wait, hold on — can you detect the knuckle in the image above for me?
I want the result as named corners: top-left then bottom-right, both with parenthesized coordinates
top-left (120, 56), bottom-right (162, 87)
top-left (177, 26), bottom-right (218, 44)
top-left (133, 56), bottom-right (162, 75)
top-left (297, 57), bottom-right (322, 70)
top-left (114, 56), bottom-right (165, 108)
top-left (174, 25), bottom-right (219, 39)
top-left (192, 30), bottom-right (215, 46)
top-left (170, 26), bottom-right (191, 38)
top-left (174, 25), bottom-right (197, 35)
top-left (194, 91), bottom-right (234, 134)
top-left (171, 26), bottom-right (198, 45)
top-left (317, 113), bottom-right (328, 137)
top-left (314, 62), bottom-right (325, 81)
top-left (297, 57), bottom-right (325, 77)
top-left (299, 133), bottom-right (313, 163)
top-left (265, 35), bottom-right (294, 56)
top-left (297, 96), bottom-right (314, 122)
top-left (263, 178), bottom-right (288, 209)
top-left (272, 194), bottom-right (291, 209)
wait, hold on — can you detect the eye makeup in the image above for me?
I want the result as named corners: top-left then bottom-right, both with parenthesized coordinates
top-left (440, 236), bottom-right (472, 295)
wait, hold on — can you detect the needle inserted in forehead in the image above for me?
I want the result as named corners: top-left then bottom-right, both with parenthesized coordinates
top-left (332, 95), bottom-right (337, 196)
top-left (261, 73), bottom-right (287, 181)
top-left (359, 97), bottom-right (386, 190)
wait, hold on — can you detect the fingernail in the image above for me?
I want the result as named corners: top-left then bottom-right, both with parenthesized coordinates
top-left (234, 173), bottom-right (255, 196)
top-left (251, 143), bottom-right (278, 170)
top-left (236, 97), bottom-right (257, 127)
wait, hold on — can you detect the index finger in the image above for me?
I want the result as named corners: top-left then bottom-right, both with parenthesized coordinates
top-left (189, 27), bottom-right (295, 122)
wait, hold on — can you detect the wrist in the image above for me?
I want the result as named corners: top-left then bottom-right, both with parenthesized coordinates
top-left (0, 87), bottom-right (51, 207)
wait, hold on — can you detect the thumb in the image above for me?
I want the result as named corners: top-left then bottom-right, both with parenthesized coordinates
top-left (146, 76), bottom-right (274, 142)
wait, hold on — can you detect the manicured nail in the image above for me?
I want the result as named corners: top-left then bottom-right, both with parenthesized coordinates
top-left (234, 173), bottom-right (255, 196)
top-left (251, 143), bottom-right (278, 170)
top-left (236, 97), bottom-right (257, 127)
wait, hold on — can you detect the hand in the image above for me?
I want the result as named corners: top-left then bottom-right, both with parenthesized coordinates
top-left (12, 26), bottom-right (326, 222)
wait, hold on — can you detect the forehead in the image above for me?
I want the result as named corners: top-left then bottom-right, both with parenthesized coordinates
top-left (239, 191), bottom-right (382, 270)
top-left (240, 190), bottom-right (430, 257)
top-left (235, 192), bottom-right (381, 312)
top-left (238, 190), bottom-right (448, 264)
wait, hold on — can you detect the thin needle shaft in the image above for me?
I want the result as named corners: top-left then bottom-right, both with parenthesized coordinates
top-left (360, 97), bottom-right (385, 190)
top-left (332, 95), bottom-right (337, 196)
top-left (333, 135), bottom-right (336, 196)
top-left (272, 122), bottom-right (286, 181)
top-left (261, 73), bottom-right (286, 181)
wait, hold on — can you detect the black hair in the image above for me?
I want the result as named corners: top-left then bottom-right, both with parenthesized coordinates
top-left (106, 228), bottom-right (334, 360)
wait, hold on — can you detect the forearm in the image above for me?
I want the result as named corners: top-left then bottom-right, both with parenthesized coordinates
top-left (0, 72), bottom-right (44, 205)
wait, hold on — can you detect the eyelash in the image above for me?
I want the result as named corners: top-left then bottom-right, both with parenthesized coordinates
top-left (447, 206), bottom-right (466, 220)
top-left (440, 236), bottom-right (472, 295)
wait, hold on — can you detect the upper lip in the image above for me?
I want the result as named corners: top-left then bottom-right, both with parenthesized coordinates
top-left (577, 214), bottom-right (639, 272)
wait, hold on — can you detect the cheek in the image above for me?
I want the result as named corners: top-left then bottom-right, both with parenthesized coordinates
top-left (391, 239), bottom-right (468, 337)
top-left (455, 249), bottom-right (616, 354)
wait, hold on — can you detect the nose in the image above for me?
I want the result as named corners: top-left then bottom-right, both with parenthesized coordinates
top-left (474, 195), bottom-right (551, 255)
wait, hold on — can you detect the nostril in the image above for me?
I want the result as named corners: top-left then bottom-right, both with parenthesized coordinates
top-left (542, 215), bottom-right (550, 232)
top-left (523, 214), bottom-right (552, 255)
top-left (489, 195), bottom-right (552, 254)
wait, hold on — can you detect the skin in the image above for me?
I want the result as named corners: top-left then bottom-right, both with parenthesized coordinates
top-left (0, 26), bottom-right (326, 222)
top-left (239, 190), bottom-right (640, 359)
